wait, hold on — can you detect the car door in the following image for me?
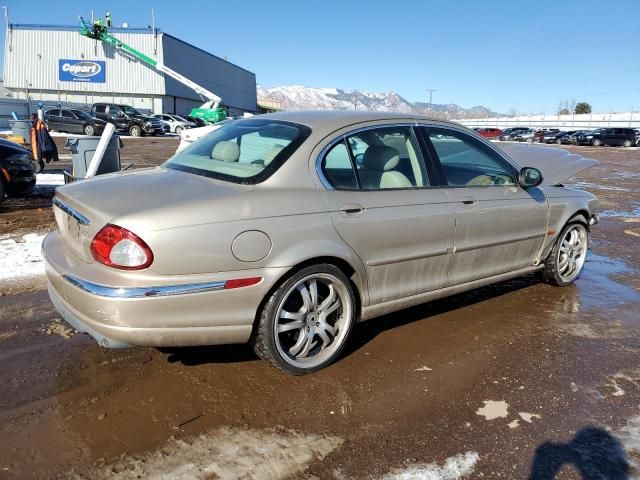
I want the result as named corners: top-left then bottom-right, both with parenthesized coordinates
top-left (107, 105), bottom-right (126, 130)
top-left (420, 125), bottom-right (548, 286)
top-left (45, 109), bottom-right (60, 131)
top-left (317, 124), bottom-right (455, 306)
top-left (60, 110), bottom-right (80, 133)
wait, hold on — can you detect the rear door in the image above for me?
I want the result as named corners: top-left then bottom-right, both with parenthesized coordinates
top-left (45, 109), bottom-right (61, 131)
top-left (420, 126), bottom-right (548, 286)
top-left (318, 124), bottom-right (455, 305)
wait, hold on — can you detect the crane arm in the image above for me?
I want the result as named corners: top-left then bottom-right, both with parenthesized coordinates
top-left (79, 16), bottom-right (221, 108)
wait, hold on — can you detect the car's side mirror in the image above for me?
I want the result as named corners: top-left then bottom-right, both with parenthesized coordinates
top-left (519, 167), bottom-right (543, 188)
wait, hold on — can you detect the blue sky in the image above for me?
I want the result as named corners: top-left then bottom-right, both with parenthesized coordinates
top-left (1, 0), bottom-right (638, 114)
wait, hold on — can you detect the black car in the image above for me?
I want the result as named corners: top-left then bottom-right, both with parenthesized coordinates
top-left (0, 138), bottom-right (36, 203)
top-left (575, 128), bottom-right (637, 147)
top-left (45, 108), bottom-right (107, 136)
top-left (547, 131), bottom-right (576, 144)
top-left (91, 103), bottom-right (164, 137)
top-left (184, 115), bottom-right (207, 127)
top-left (498, 127), bottom-right (528, 141)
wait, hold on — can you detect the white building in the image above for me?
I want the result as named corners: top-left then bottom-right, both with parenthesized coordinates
top-left (3, 24), bottom-right (257, 117)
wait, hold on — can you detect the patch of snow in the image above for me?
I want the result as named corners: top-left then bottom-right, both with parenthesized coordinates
top-left (508, 420), bottom-right (520, 429)
top-left (383, 452), bottom-right (479, 480)
top-left (0, 233), bottom-right (46, 282)
top-left (519, 413), bottom-right (541, 423)
top-left (414, 366), bottom-right (433, 372)
top-left (36, 173), bottom-right (65, 186)
top-left (476, 400), bottom-right (509, 420)
top-left (82, 427), bottom-right (342, 480)
top-left (615, 414), bottom-right (640, 472)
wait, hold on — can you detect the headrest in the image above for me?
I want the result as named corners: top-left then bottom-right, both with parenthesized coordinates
top-left (362, 146), bottom-right (400, 172)
top-left (212, 141), bottom-right (240, 162)
top-left (263, 146), bottom-right (284, 166)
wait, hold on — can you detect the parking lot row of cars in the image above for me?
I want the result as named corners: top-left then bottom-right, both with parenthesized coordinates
top-left (44, 103), bottom-right (208, 137)
top-left (474, 127), bottom-right (640, 147)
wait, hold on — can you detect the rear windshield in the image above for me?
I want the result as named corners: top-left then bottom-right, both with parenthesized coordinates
top-left (165, 119), bottom-right (311, 184)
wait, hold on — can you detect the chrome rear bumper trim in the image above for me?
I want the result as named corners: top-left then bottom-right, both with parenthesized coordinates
top-left (63, 274), bottom-right (226, 298)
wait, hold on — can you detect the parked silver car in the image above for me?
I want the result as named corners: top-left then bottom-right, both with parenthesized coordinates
top-left (43, 111), bottom-right (599, 374)
top-left (154, 114), bottom-right (196, 134)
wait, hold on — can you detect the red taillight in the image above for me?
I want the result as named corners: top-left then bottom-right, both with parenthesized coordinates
top-left (224, 277), bottom-right (262, 289)
top-left (90, 224), bottom-right (154, 270)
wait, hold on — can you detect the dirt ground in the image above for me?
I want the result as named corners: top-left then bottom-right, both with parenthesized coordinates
top-left (0, 137), bottom-right (639, 479)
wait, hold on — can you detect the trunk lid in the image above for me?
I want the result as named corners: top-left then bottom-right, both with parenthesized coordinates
top-left (52, 167), bottom-right (251, 262)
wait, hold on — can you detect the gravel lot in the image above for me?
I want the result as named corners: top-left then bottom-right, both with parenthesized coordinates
top-left (0, 137), bottom-right (638, 479)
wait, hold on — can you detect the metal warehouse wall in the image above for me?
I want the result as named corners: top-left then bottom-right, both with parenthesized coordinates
top-left (3, 26), bottom-right (166, 95)
top-left (161, 34), bottom-right (257, 112)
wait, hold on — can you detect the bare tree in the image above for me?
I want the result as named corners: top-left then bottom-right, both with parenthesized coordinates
top-left (507, 107), bottom-right (518, 117)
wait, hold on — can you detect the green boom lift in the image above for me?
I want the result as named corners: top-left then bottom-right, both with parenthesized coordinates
top-left (79, 16), bottom-right (227, 123)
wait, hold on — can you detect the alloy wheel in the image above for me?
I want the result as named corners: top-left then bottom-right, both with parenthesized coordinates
top-left (556, 224), bottom-right (588, 282)
top-left (273, 273), bottom-right (352, 369)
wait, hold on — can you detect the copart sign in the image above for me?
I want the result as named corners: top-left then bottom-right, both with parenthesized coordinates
top-left (59, 59), bottom-right (106, 83)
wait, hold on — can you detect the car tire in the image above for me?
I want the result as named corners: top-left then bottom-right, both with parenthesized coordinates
top-left (128, 125), bottom-right (142, 137)
top-left (526, 138), bottom-right (534, 144)
top-left (251, 263), bottom-right (356, 375)
top-left (556, 138), bottom-right (563, 144)
top-left (591, 139), bottom-right (602, 147)
top-left (0, 179), bottom-right (5, 202)
top-left (175, 126), bottom-right (183, 135)
top-left (83, 124), bottom-right (95, 136)
top-left (622, 139), bottom-right (632, 148)
top-left (540, 221), bottom-right (589, 287)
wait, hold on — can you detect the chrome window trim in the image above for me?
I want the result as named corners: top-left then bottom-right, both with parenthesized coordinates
top-left (52, 197), bottom-right (91, 225)
top-left (315, 121), bottom-right (522, 191)
top-left (63, 274), bottom-right (226, 299)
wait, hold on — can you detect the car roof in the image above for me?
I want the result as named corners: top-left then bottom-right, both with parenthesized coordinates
top-left (251, 110), bottom-right (470, 139)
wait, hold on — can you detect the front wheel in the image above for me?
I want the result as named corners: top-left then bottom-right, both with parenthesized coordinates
top-left (128, 124), bottom-right (142, 137)
top-left (175, 126), bottom-right (183, 135)
top-left (251, 264), bottom-right (356, 375)
top-left (541, 222), bottom-right (589, 286)
top-left (622, 139), bottom-right (632, 147)
top-left (592, 138), bottom-right (602, 147)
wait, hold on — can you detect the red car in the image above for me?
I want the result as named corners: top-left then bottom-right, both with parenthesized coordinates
top-left (475, 128), bottom-right (503, 139)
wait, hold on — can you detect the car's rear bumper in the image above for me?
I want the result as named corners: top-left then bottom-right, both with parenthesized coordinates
top-left (42, 231), bottom-right (286, 349)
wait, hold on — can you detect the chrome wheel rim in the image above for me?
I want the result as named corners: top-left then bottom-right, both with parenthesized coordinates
top-left (557, 224), bottom-right (588, 282)
top-left (274, 273), bottom-right (352, 369)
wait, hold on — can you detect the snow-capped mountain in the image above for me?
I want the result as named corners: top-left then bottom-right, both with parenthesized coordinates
top-left (257, 85), bottom-right (500, 118)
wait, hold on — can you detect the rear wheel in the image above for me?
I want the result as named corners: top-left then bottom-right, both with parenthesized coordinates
top-left (556, 138), bottom-right (563, 144)
top-left (83, 124), bottom-right (95, 136)
top-left (541, 222), bottom-right (588, 286)
top-left (592, 138), bottom-right (602, 147)
top-left (251, 264), bottom-right (356, 375)
top-left (175, 126), bottom-right (183, 135)
top-left (128, 124), bottom-right (142, 137)
top-left (526, 138), bottom-right (534, 144)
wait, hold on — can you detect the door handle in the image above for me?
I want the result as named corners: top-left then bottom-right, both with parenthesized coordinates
top-left (460, 196), bottom-right (476, 207)
top-left (339, 203), bottom-right (365, 217)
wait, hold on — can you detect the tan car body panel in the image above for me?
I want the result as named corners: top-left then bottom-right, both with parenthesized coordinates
top-left (43, 111), bottom-right (598, 348)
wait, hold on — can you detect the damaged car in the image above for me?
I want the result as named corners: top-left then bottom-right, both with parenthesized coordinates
top-left (42, 111), bottom-right (599, 374)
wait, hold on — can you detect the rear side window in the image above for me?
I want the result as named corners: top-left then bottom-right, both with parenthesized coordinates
top-left (321, 141), bottom-right (358, 189)
top-left (61, 110), bottom-right (74, 119)
top-left (94, 105), bottom-right (106, 113)
top-left (425, 127), bottom-right (516, 187)
top-left (165, 119), bottom-right (311, 184)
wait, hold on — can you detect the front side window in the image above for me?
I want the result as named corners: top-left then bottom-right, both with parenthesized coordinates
top-left (122, 106), bottom-right (140, 116)
top-left (320, 126), bottom-right (429, 190)
top-left (425, 127), bottom-right (516, 186)
top-left (165, 119), bottom-right (311, 184)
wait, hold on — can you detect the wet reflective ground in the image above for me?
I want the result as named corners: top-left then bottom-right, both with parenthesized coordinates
top-left (0, 140), bottom-right (639, 479)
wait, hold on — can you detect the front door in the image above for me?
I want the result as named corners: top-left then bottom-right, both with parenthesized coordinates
top-left (421, 126), bottom-right (549, 286)
top-left (318, 125), bottom-right (455, 306)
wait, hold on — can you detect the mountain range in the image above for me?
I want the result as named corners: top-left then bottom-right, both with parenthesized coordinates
top-left (256, 85), bottom-right (500, 118)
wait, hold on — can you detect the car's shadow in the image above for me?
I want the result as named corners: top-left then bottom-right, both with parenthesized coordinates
top-left (161, 274), bottom-right (541, 367)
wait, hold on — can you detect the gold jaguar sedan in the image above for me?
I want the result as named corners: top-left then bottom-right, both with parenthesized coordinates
top-left (43, 111), bottom-right (599, 374)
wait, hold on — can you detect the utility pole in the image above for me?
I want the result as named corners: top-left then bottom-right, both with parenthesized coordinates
top-left (426, 88), bottom-right (437, 112)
